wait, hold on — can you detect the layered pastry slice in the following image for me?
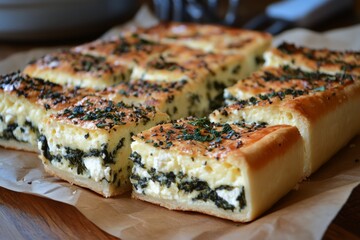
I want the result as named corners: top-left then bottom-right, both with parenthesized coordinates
top-left (72, 34), bottom-right (168, 69)
top-left (0, 72), bottom-right (94, 152)
top-left (139, 22), bottom-right (271, 65)
top-left (264, 42), bottom-right (360, 76)
top-left (130, 117), bottom-right (304, 222)
top-left (131, 45), bottom-right (252, 109)
top-left (23, 50), bottom-right (131, 89)
top-left (106, 79), bottom-right (208, 119)
top-left (38, 96), bottom-right (169, 197)
top-left (211, 66), bottom-right (360, 176)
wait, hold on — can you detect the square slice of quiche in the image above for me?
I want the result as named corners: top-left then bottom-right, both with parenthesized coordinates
top-left (131, 45), bottom-right (252, 109)
top-left (211, 67), bottom-right (360, 176)
top-left (23, 50), bottom-right (131, 90)
top-left (130, 117), bottom-right (304, 222)
top-left (38, 96), bottom-right (169, 197)
top-left (0, 72), bottom-right (94, 152)
top-left (264, 42), bottom-right (360, 76)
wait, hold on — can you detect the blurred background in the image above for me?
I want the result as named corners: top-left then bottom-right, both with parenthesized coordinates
top-left (149, 0), bottom-right (359, 34)
top-left (0, 0), bottom-right (359, 57)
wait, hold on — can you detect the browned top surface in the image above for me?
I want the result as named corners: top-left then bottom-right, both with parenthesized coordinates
top-left (73, 35), bottom-right (168, 66)
top-left (133, 117), bottom-right (300, 169)
top-left (54, 96), bottom-right (165, 131)
top-left (223, 66), bottom-right (360, 122)
top-left (271, 42), bottom-right (360, 75)
top-left (227, 66), bottom-right (358, 96)
top-left (0, 72), bottom-right (97, 111)
top-left (107, 79), bottom-right (190, 106)
top-left (23, 50), bottom-right (129, 80)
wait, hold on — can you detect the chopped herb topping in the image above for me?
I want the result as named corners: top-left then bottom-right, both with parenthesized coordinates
top-left (261, 66), bottom-right (356, 83)
top-left (277, 42), bottom-right (360, 71)
top-left (226, 64), bottom-right (358, 108)
top-left (58, 98), bottom-right (157, 130)
top-left (0, 71), bottom-right (93, 108)
top-left (137, 117), bottom-right (267, 153)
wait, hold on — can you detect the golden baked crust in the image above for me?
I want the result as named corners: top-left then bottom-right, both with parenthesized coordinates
top-left (265, 42), bottom-right (360, 75)
top-left (23, 50), bottom-right (130, 89)
top-left (130, 117), bottom-right (303, 222)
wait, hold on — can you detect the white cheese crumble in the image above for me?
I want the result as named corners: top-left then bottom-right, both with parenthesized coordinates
top-left (84, 157), bottom-right (111, 182)
top-left (216, 187), bottom-right (241, 208)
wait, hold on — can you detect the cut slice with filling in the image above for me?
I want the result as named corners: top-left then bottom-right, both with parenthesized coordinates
top-left (0, 72), bottom-right (95, 152)
top-left (130, 117), bottom-right (304, 222)
top-left (38, 96), bottom-right (169, 197)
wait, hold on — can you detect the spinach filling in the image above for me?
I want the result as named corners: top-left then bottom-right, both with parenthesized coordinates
top-left (1, 123), bottom-right (20, 141)
top-left (38, 135), bottom-right (125, 176)
top-left (130, 152), bottom-right (247, 212)
top-left (0, 115), bottom-right (39, 143)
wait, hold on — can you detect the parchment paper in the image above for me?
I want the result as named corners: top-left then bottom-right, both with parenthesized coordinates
top-left (0, 6), bottom-right (359, 240)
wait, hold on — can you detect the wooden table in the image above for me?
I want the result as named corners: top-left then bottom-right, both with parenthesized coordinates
top-left (1, 12), bottom-right (360, 239)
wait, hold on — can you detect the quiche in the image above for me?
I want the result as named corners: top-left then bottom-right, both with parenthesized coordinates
top-left (131, 45), bottom-right (251, 110)
top-left (211, 66), bottom-right (360, 175)
top-left (0, 72), bottom-right (95, 152)
top-left (38, 96), bottom-right (169, 197)
top-left (130, 117), bottom-right (304, 222)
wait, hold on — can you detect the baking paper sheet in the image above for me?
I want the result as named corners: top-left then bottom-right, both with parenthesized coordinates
top-left (0, 6), bottom-right (359, 240)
